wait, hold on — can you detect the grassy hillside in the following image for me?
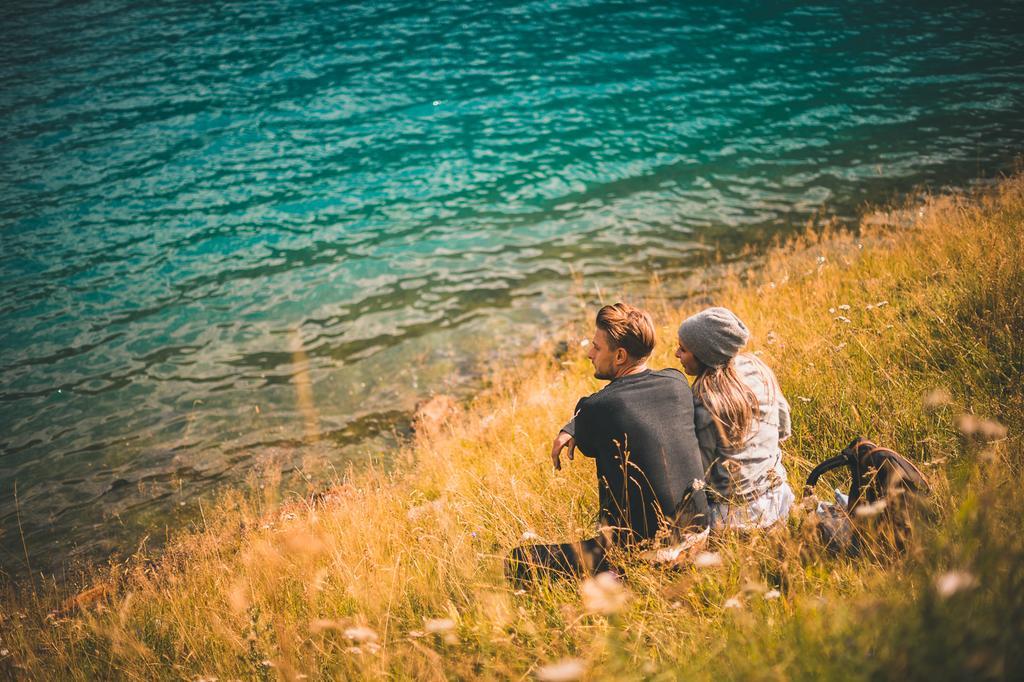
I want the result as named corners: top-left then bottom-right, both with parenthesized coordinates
top-left (2, 174), bottom-right (1022, 680)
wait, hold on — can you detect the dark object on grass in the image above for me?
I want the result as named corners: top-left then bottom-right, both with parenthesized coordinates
top-left (506, 533), bottom-right (616, 588)
top-left (811, 503), bottom-right (857, 555)
top-left (806, 437), bottom-right (929, 510)
top-left (804, 437), bottom-right (930, 555)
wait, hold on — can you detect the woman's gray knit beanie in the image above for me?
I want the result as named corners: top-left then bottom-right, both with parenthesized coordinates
top-left (677, 307), bottom-right (750, 368)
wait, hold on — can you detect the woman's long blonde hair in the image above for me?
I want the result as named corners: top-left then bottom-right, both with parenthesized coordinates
top-left (693, 354), bottom-right (774, 449)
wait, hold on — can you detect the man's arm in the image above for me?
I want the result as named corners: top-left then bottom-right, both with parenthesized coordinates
top-left (551, 398), bottom-right (592, 470)
top-left (550, 429), bottom-right (575, 471)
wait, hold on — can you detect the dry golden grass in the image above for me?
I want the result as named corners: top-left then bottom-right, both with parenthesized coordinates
top-left (2, 175), bottom-right (1023, 680)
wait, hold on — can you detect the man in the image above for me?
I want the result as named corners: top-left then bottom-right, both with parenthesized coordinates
top-left (507, 303), bottom-right (709, 584)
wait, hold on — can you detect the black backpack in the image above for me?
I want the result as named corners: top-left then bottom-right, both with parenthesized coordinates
top-left (805, 437), bottom-right (929, 510)
top-left (804, 437), bottom-right (930, 554)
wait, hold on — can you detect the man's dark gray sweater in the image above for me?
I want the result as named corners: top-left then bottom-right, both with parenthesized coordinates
top-left (562, 368), bottom-right (709, 541)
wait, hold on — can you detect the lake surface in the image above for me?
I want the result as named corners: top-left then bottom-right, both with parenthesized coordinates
top-left (2, 0), bottom-right (1023, 576)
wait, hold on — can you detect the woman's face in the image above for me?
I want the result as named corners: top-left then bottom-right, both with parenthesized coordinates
top-left (675, 340), bottom-right (701, 375)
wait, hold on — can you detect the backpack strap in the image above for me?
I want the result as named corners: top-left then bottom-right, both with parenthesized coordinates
top-left (804, 438), bottom-right (871, 508)
top-left (804, 452), bottom-right (850, 490)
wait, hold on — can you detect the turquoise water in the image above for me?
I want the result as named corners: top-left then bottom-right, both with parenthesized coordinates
top-left (2, 0), bottom-right (1023, 574)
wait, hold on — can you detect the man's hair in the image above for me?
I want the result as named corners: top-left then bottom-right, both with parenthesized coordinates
top-left (595, 303), bottom-right (656, 359)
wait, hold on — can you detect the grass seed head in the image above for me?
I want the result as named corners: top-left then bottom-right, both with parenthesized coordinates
top-left (581, 572), bottom-right (629, 615)
top-left (309, 619), bottom-right (344, 634)
top-left (536, 658), bottom-right (586, 682)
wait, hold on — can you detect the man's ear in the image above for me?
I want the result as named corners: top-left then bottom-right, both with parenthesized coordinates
top-left (613, 347), bottom-right (629, 366)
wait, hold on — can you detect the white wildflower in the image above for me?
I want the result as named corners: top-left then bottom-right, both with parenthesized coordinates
top-left (834, 315), bottom-right (851, 323)
top-left (693, 551), bottom-right (723, 568)
top-left (724, 597), bottom-right (743, 609)
top-left (958, 414), bottom-right (1007, 442)
top-left (935, 571), bottom-right (977, 599)
top-left (923, 388), bottom-right (952, 409)
top-left (764, 589), bottom-right (782, 600)
top-left (521, 530), bottom-right (541, 541)
top-left (797, 396), bottom-right (812, 403)
top-left (424, 618), bottom-right (456, 634)
top-left (535, 658), bottom-right (586, 682)
top-left (838, 304), bottom-right (850, 311)
top-left (424, 617), bottom-right (458, 644)
top-left (957, 414), bottom-right (979, 436)
top-left (581, 572), bottom-right (629, 615)
top-left (853, 499), bottom-right (887, 518)
top-left (343, 626), bottom-right (379, 644)
top-left (876, 300), bottom-right (889, 308)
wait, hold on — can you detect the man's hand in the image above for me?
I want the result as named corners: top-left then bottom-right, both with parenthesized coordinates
top-left (551, 431), bottom-right (576, 471)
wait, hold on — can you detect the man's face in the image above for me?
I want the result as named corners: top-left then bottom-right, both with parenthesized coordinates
top-left (588, 328), bottom-right (621, 380)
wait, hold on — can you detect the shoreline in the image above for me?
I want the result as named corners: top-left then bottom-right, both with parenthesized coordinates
top-left (2, 174), bottom-right (1022, 679)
